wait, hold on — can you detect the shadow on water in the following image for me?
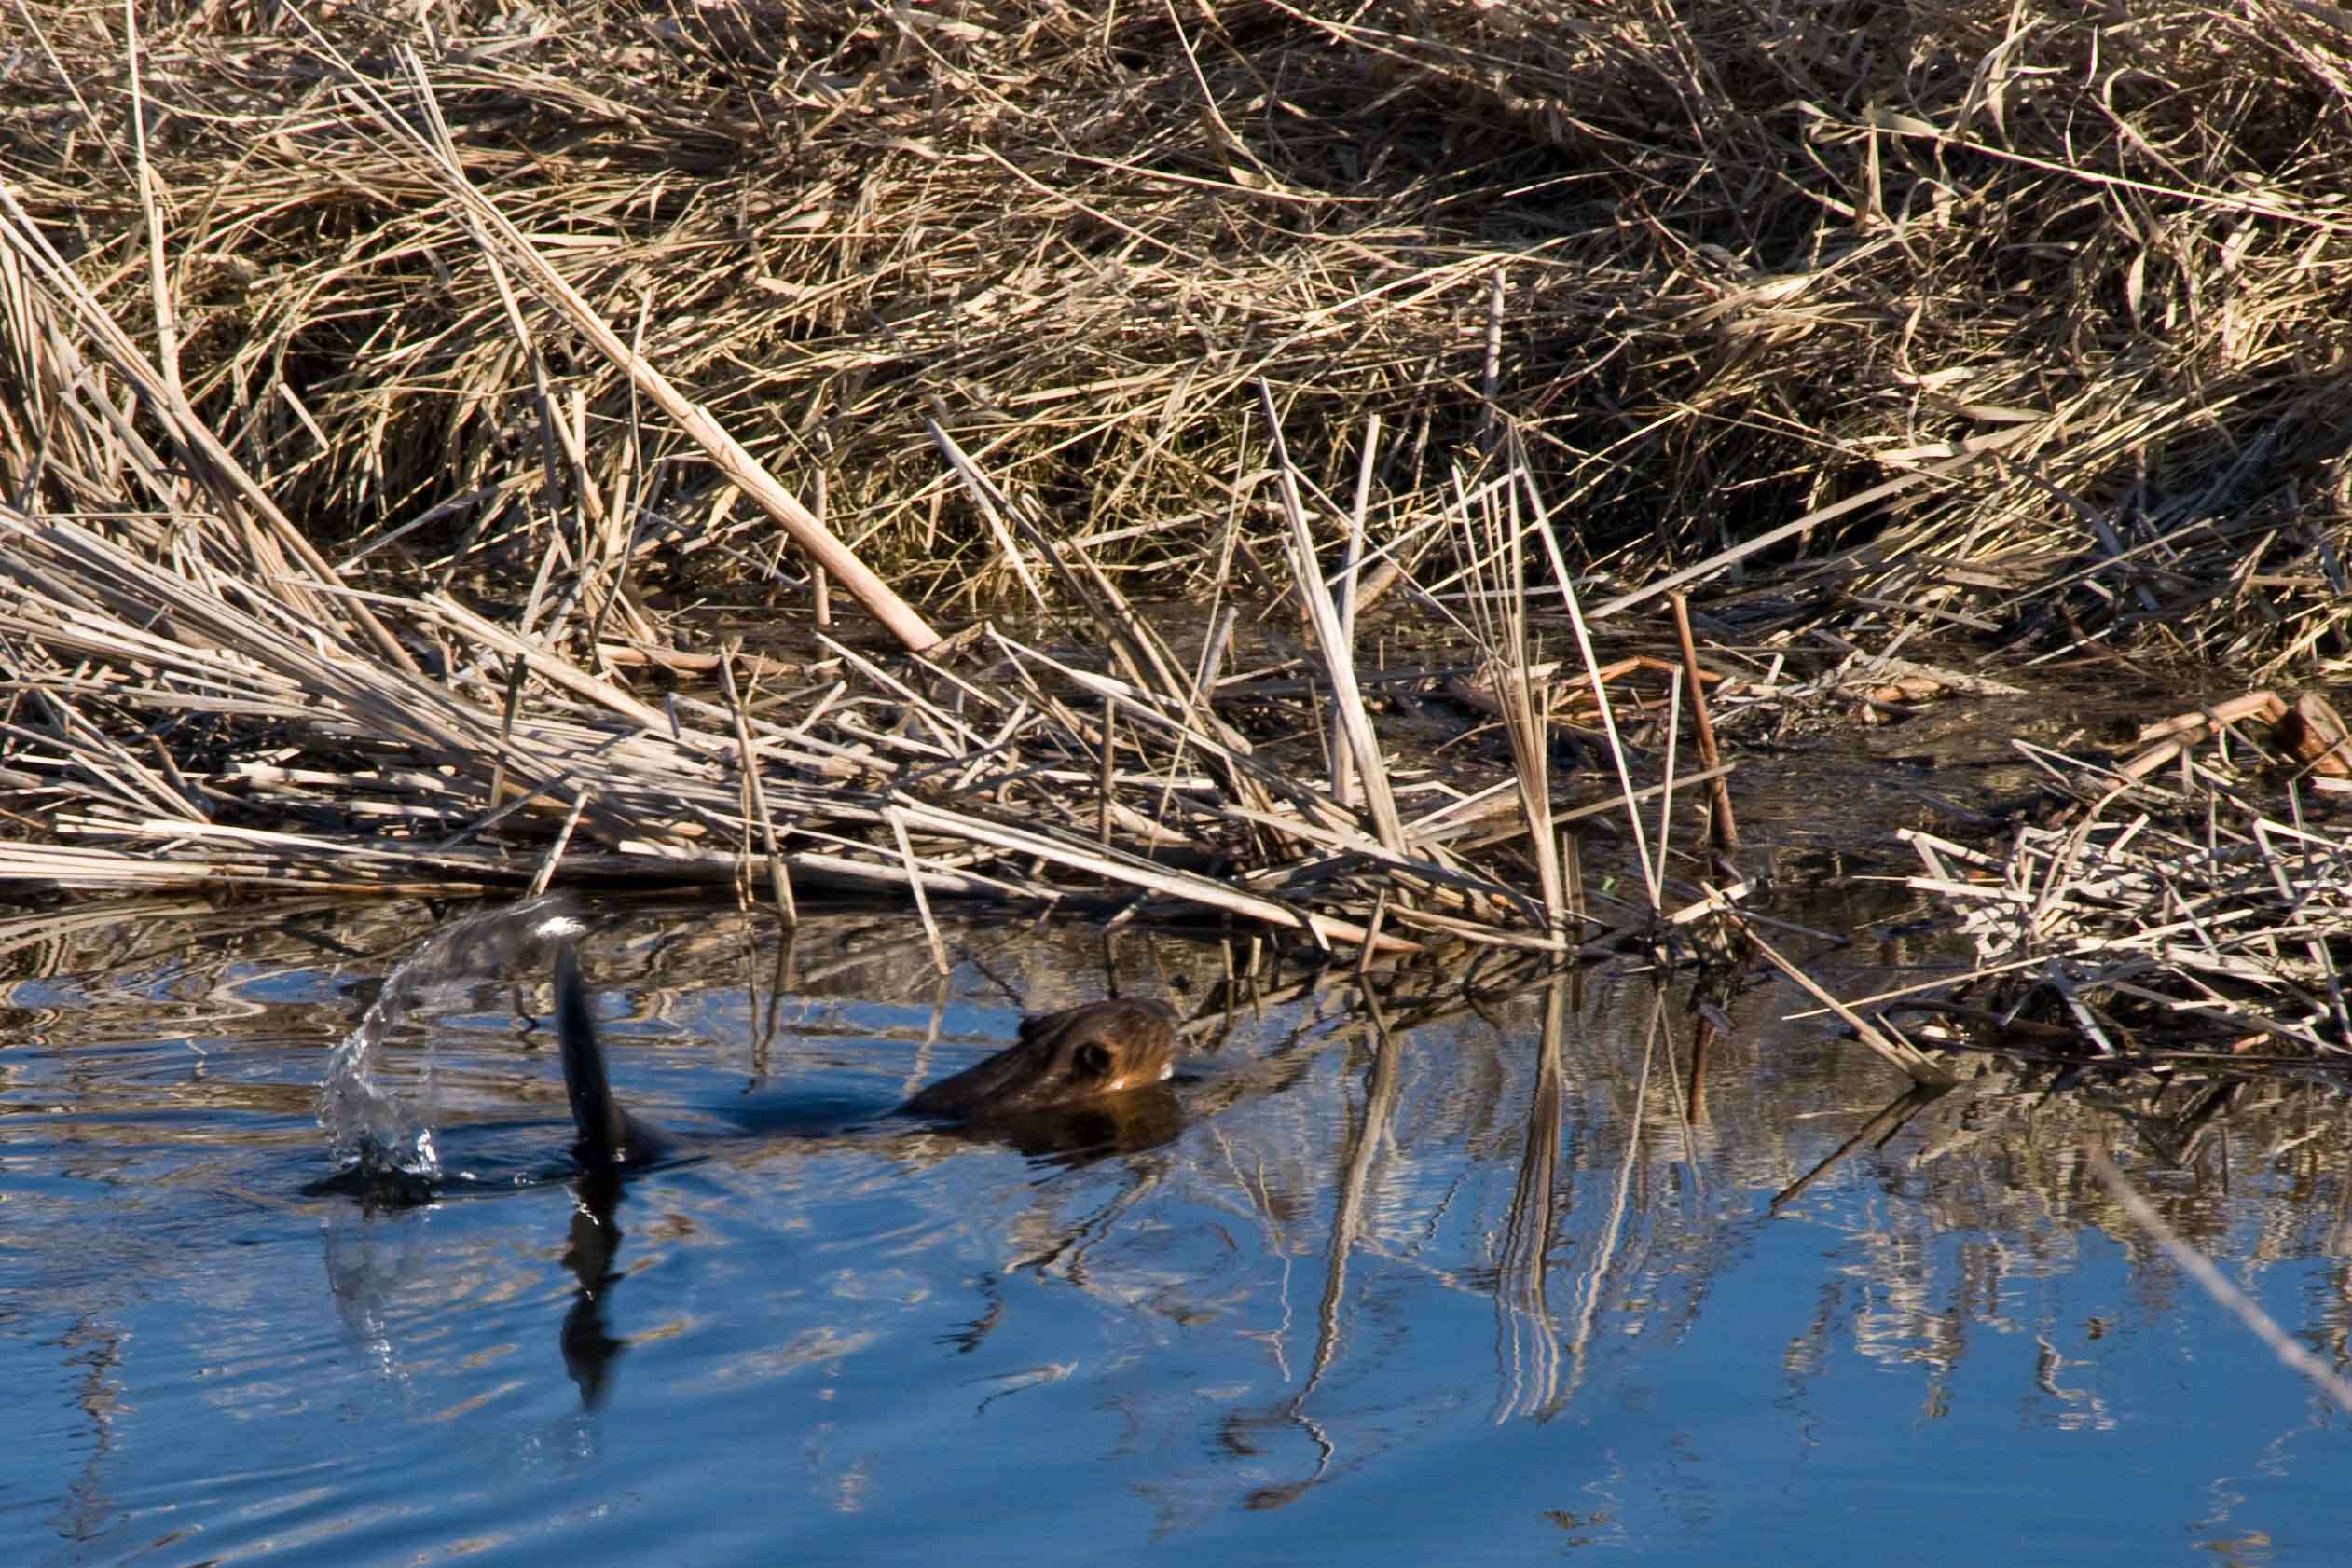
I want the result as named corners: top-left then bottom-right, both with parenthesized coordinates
top-left (6, 882), bottom-right (2352, 1563)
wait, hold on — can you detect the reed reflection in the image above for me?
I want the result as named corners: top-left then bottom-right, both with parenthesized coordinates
top-left (1493, 977), bottom-right (1567, 1423)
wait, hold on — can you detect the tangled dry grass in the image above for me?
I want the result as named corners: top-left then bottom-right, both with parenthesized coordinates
top-left (1873, 683), bottom-right (2352, 1062)
top-left (5, 1), bottom-right (2351, 663)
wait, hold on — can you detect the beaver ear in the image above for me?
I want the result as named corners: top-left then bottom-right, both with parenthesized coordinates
top-left (1071, 1040), bottom-right (1112, 1080)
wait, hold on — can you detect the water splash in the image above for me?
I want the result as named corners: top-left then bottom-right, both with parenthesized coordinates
top-left (317, 896), bottom-right (586, 1178)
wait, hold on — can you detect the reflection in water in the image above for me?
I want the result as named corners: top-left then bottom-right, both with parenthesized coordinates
top-left (561, 1169), bottom-right (631, 1410)
top-left (321, 1200), bottom-right (423, 1393)
top-left (1247, 993), bottom-right (1407, 1505)
top-left (543, 1086), bottom-right (1195, 1417)
top-left (7, 896), bottom-right (2352, 1561)
top-left (1494, 979), bottom-right (1566, 1423)
top-left (50, 1314), bottom-right (126, 1547)
top-left (1563, 981), bottom-right (1654, 1410)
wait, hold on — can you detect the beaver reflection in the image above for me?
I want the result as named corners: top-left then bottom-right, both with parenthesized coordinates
top-left (551, 1085), bottom-right (1181, 1408)
top-left (558, 1166), bottom-right (630, 1409)
top-left (553, 943), bottom-right (1181, 1169)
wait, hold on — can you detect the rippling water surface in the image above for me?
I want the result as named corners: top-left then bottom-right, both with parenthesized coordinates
top-left (7, 830), bottom-right (2352, 1563)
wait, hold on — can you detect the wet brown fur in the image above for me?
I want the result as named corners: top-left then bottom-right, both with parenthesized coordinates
top-left (899, 997), bottom-right (1178, 1121)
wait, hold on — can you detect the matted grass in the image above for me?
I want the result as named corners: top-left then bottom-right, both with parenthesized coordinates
top-left (6, 1), bottom-right (2351, 663)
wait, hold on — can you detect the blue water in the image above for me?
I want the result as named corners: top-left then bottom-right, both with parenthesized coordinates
top-left (3, 900), bottom-right (2349, 1566)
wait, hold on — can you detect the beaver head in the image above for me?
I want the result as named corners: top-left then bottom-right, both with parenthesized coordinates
top-left (900, 997), bottom-right (1178, 1121)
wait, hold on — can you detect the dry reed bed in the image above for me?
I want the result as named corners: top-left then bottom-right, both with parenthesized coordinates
top-left (0, 12), bottom-right (1746, 956)
top-left (7, 3), bottom-right (2352, 665)
top-left (0, 451), bottom-right (1734, 956)
top-left (1889, 732), bottom-right (2352, 1067)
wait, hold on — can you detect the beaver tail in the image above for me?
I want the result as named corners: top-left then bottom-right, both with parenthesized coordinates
top-left (554, 942), bottom-right (637, 1166)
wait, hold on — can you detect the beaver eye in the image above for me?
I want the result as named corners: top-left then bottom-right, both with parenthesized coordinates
top-left (1072, 1041), bottom-right (1112, 1080)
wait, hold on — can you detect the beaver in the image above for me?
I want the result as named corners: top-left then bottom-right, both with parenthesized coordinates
top-left (899, 997), bottom-right (1180, 1120)
top-left (552, 942), bottom-right (1178, 1170)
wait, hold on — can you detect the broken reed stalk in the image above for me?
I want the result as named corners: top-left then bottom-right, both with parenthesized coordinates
top-left (721, 640), bottom-right (798, 928)
top-left (1737, 918), bottom-right (1958, 1087)
top-left (529, 787), bottom-right (593, 898)
top-left (124, 2), bottom-right (180, 406)
top-left (1330, 414), bottom-right (1380, 810)
top-left (1459, 461), bottom-right (1565, 935)
top-left (1493, 663), bottom-right (1565, 935)
top-left (1098, 694), bottom-right (1116, 850)
top-left (1533, 467), bottom-right (1659, 917)
top-left (887, 808), bottom-right (951, 976)
top-left (1258, 380), bottom-right (1407, 860)
top-left (928, 416), bottom-right (1051, 613)
top-left (811, 461), bottom-right (832, 628)
top-left (1651, 665), bottom-right (1682, 907)
top-left (1669, 592), bottom-right (1739, 866)
top-left (887, 797), bottom-right (1416, 954)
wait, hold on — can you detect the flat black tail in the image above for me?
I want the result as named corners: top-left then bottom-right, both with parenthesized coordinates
top-left (554, 942), bottom-right (639, 1167)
